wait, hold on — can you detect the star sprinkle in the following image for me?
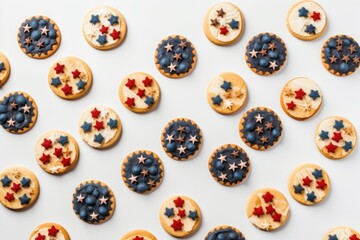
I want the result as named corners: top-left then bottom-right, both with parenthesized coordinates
top-left (10, 182), bottom-right (21, 193)
top-left (228, 19), bottom-right (239, 29)
top-left (268, 42), bottom-right (277, 51)
top-left (331, 132), bottom-right (343, 142)
top-left (260, 49), bottom-right (267, 56)
top-left (349, 234), bottom-right (360, 240)
top-left (94, 121), bottom-right (104, 131)
top-left (302, 176), bottom-right (312, 186)
top-left (141, 169), bottom-right (149, 176)
top-left (341, 54), bottom-right (350, 63)
top-left (329, 55), bottom-right (337, 63)
top-left (353, 56), bottom-right (360, 64)
top-left (262, 192), bottom-right (274, 203)
top-left (41, 138), bottom-right (52, 149)
top-left (61, 84), bottom-right (72, 95)
top-left (218, 154), bottom-right (227, 163)
top-left (298, 7), bottom-right (309, 17)
top-left (333, 120), bottom-right (344, 131)
top-left (40, 26), bottom-right (49, 35)
top-left (1, 176), bottom-right (12, 187)
top-left (71, 69), bottom-right (81, 78)
top-left (164, 207), bottom-right (174, 217)
top-left (260, 136), bottom-right (268, 143)
top-left (5, 192), bottom-right (14, 201)
top-left (343, 141), bottom-right (353, 152)
top-left (142, 77), bottom-right (153, 87)
top-left (231, 150), bottom-right (239, 158)
top-left (53, 148), bottom-right (63, 158)
top-left (269, 61), bottom-right (278, 70)
top-left (109, 29), bottom-right (121, 40)
top-left (221, 81), bottom-right (232, 91)
top-left (144, 97), bottom-right (154, 106)
top-left (348, 45), bottom-right (357, 53)
top-left (265, 204), bottom-right (275, 214)
top-left (35, 233), bottom-right (45, 240)
top-left (309, 90), bottom-right (320, 100)
top-left (312, 169), bottom-right (323, 179)
top-left (228, 162), bottom-right (238, 172)
top-left (20, 104), bottom-right (31, 113)
top-left (76, 194), bottom-right (85, 202)
top-left (249, 49), bottom-right (258, 58)
top-left (6, 118), bottom-right (15, 127)
top-left (48, 225), bottom-right (59, 237)
top-left (305, 24), bottom-right (316, 34)
top-left (98, 195), bottom-right (109, 205)
top-left (90, 15), bottom-right (100, 24)
top-left (19, 194), bottom-right (31, 205)
top-left (265, 122), bottom-right (273, 130)
top-left (81, 121), bottom-right (92, 132)
top-left (125, 79), bottom-right (136, 89)
top-left (173, 53), bottom-right (182, 61)
top-left (177, 126), bottom-right (185, 133)
top-left (306, 191), bottom-right (317, 202)
top-left (179, 41), bottom-right (187, 49)
top-left (164, 43), bottom-right (173, 52)
top-left (212, 95), bottom-right (222, 106)
top-left (218, 172), bottom-right (227, 181)
top-left (76, 79), bottom-right (87, 90)
top-left (189, 135), bottom-right (198, 144)
top-left (96, 35), bottom-right (107, 45)
top-left (20, 177), bottom-right (31, 187)
top-left (326, 142), bottom-right (337, 153)
top-left (39, 153), bottom-right (50, 164)
top-left (61, 157), bottom-right (71, 167)
top-left (173, 197), bottom-right (185, 208)
top-left (90, 212), bottom-right (99, 220)
top-left (255, 114), bottom-right (263, 123)
top-left (165, 134), bottom-right (174, 143)
top-left (319, 130), bottom-right (329, 140)
top-left (108, 15), bottom-right (119, 25)
top-left (238, 160), bottom-right (247, 169)
top-left (177, 209), bottom-right (186, 218)
top-left (219, 26), bottom-right (228, 35)
top-left (10, 101), bottom-right (17, 109)
top-left (328, 235), bottom-right (339, 240)
top-left (272, 212), bottom-right (282, 222)
top-left (293, 184), bottom-right (304, 194)
top-left (177, 145), bottom-right (187, 154)
top-left (167, 62), bottom-right (177, 72)
top-left (217, 8), bottom-right (226, 18)
top-left (54, 63), bottom-right (65, 74)
top-left (133, 237), bottom-right (144, 240)
top-left (295, 88), bottom-right (306, 100)
top-left (125, 97), bottom-right (135, 107)
top-left (316, 179), bottom-right (327, 190)
top-left (210, 18), bottom-right (219, 27)
top-left (37, 41), bottom-right (44, 48)
top-left (22, 24), bottom-right (31, 33)
top-left (311, 11), bottom-right (321, 21)
top-left (286, 101), bottom-right (296, 110)
top-left (171, 219), bottom-right (183, 231)
top-left (253, 206), bottom-right (264, 217)
top-left (24, 37), bottom-right (32, 46)
top-left (94, 133), bottom-right (104, 144)
top-left (99, 25), bottom-right (109, 34)
top-left (188, 210), bottom-right (198, 220)
top-left (137, 155), bottom-right (146, 164)
top-left (107, 118), bottom-right (118, 129)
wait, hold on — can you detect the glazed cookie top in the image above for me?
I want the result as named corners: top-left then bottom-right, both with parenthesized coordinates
top-left (315, 116), bottom-right (357, 159)
top-left (239, 107), bottom-right (282, 150)
top-left (122, 150), bottom-right (164, 194)
top-left (120, 229), bottom-right (157, 240)
top-left (30, 223), bottom-right (70, 240)
top-left (17, 16), bottom-right (60, 58)
top-left (0, 92), bottom-right (37, 133)
top-left (322, 35), bottom-right (360, 76)
top-left (245, 33), bottom-right (287, 75)
top-left (324, 227), bottom-right (360, 240)
top-left (205, 226), bottom-right (246, 240)
top-left (208, 144), bottom-right (250, 186)
top-left (72, 181), bottom-right (115, 224)
top-left (155, 35), bottom-right (196, 78)
top-left (0, 52), bottom-right (10, 86)
top-left (161, 118), bottom-right (202, 160)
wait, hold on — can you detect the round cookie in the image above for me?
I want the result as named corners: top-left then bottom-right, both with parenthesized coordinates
top-left (17, 16), bottom-right (61, 59)
top-left (121, 150), bottom-right (164, 194)
top-left (161, 118), bottom-right (203, 160)
top-left (280, 77), bottom-right (322, 120)
top-left (154, 35), bottom-right (197, 78)
top-left (315, 116), bottom-right (357, 160)
top-left (48, 57), bottom-right (92, 100)
top-left (246, 188), bottom-right (290, 231)
top-left (239, 107), bottom-right (283, 150)
top-left (29, 222), bottom-right (70, 240)
top-left (0, 166), bottom-right (40, 210)
top-left (245, 33), bottom-right (287, 76)
top-left (120, 229), bottom-right (157, 240)
top-left (286, 1), bottom-right (327, 41)
top-left (0, 52), bottom-right (10, 87)
top-left (0, 91), bottom-right (38, 134)
top-left (208, 144), bottom-right (250, 186)
top-left (119, 72), bottom-right (160, 113)
top-left (323, 227), bottom-right (360, 240)
top-left (35, 130), bottom-right (79, 175)
top-left (205, 225), bottom-right (246, 240)
top-left (83, 6), bottom-right (127, 50)
top-left (78, 106), bottom-right (122, 149)
top-left (203, 2), bottom-right (245, 46)
top-left (72, 180), bottom-right (115, 224)
top-left (321, 35), bottom-right (360, 76)
top-left (207, 72), bottom-right (248, 115)
top-left (159, 195), bottom-right (201, 238)
top-left (288, 163), bottom-right (330, 205)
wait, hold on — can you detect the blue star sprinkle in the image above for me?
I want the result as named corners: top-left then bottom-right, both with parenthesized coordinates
top-left (164, 207), bottom-right (174, 218)
top-left (76, 79), bottom-right (87, 90)
top-left (228, 19), bottom-right (239, 29)
top-left (343, 141), bottom-right (353, 152)
top-left (312, 169), bottom-right (323, 179)
top-left (293, 184), bottom-right (304, 194)
top-left (306, 191), bottom-right (317, 202)
top-left (90, 14), bottom-right (100, 24)
top-left (108, 15), bottom-right (119, 26)
top-left (298, 7), bottom-right (309, 17)
top-left (20, 177), bottom-right (31, 187)
top-left (51, 77), bottom-right (61, 87)
top-left (305, 24), bottom-right (316, 35)
top-left (0, 62), bottom-right (5, 72)
top-left (328, 235), bottom-right (338, 240)
top-left (144, 96), bottom-right (154, 106)
top-left (81, 121), bottom-right (92, 132)
top-left (188, 210), bottom-right (199, 220)
top-left (107, 118), bottom-right (118, 129)
top-left (96, 35), bottom-right (107, 45)
top-left (319, 130), bottom-right (329, 140)
top-left (212, 95), bottom-right (223, 106)
top-left (220, 80), bottom-right (232, 91)
top-left (58, 135), bottom-right (69, 146)
top-left (309, 90), bottom-right (320, 100)
top-left (1, 175), bottom-right (12, 187)
top-left (94, 133), bottom-right (104, 144)
top-left (19, 194), bottom-right (31, 205)
top-left (333, 120), bottom-right (344, 131)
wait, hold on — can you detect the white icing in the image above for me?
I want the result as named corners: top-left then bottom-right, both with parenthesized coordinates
top-left (293, 167), bottom-right (326, 202)
top-left (328, 228), bottom-right (356, 240)
top-left (30, 227), bottom-right (66, 240)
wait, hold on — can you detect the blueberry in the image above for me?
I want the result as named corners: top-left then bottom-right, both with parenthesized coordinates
top-left (31, 31), bottom-right (41, 41)
top-left (233, 171), bottom-right (243, 180)
top-left (15, 113), bottom-right (25, 123)
top-left (131, 165), bottom-right (141, 175)
top-left (340, 62), bottom-right (349, 73)
top-left (244, 122), bottom-right (255, 131)
top-left (268, 50), bottom-right (278, 59)
top-left (159, 57), bottom-right (170, 68)
top-left (27, 45), bottom-right (35, 52)
top-left (148, 166), bottom-right (158, 175)
top-left (229, 232), bottom-right (238, 239)
top-left (259, 58), bottom-right (269, 67)
top-left (87, 206), bottom-right (94, 212)
top-left (136, 182), bottom-right (149, 193)
top-left (262, 33), bottom-right (271, 43)
top-left (245, 132), bottom-right (256, 143)
top-left (98, 206), bottom-right (108, 215)
top-left (215, 161), bottom-right (224, 170)
top-left (272, 129), bottom-right (280, 138)
top-left (343, 39), bottom-right (350, 45)
top-left (29, 20), bottom-right (39, 29)
top-left (38, 19), bottom-right (48, 26)
top-left (44, 39), bottom-right (50, 45)
top-left (0, 114), bottom-right (7, 123)
top-left (48, 29), bottom-right (56, 39)
top-left (187, 143), bottom-right (195, 151)
top-left (253, 42), bottom-right (261, 51)
top-left (328, 40), bottom-right (337, 48)
top-left (92, 189), bottom-right (100, 197)
top-left (166, 142), bottom-right (176, 152)
top-left (0, 105), bottom-right (7, 113)
top-left (217, 233), bottom-right (226, 240)
top-left (178, 62), bottom-right (189, 73)
top-left (185, 126), bottom-right (191, 133)
top-left (182, 52), bottom-right (189, 59)
top-left (85, 196), bottom-right (96, 206)
top-left (79, 209), bottom-right (87, 219)
top-left (174, 47), bottom-right (182, 53)
top-left (86, 185), bottom-right (95, 193)
top-left (100, 187), bottom-right (109, 196)
top-left (262, 43), bottom-right (268, 49)
top-left (279, 54), bottom-right (285, 61)
top-left (144, 158), bottom-right (153, 166)
top-left (15, 95), bottom-right (27, 105)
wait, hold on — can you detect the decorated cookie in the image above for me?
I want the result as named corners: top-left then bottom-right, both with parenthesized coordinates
top-left (154, 35), bottom-right (197, 78)
top-left (207, 72), bottom-right (248, 115)
top-left (239, 107), bottom-right (283, 150)
top-left (203, 2), bottom-right (245, 46)
top-left (78, 106), bottom-right (122, 149)
top-left (72, 180), bottom-right (115, 224)
top-left (17, 16), bottom-right (61, 59)
top-left (280, 77), bottom-right (322, 120)
top-left (120, 229), bottom-right (157, 240)
top-left (29, 222), bottom-right (70, 240)
top-left (315, 116), bottom-right (357, 159)
top-left (288, 163), bottom-right (330, 205)
top-left (121, 150), bottom-right (164, 194)
top-left (159, 195), bottom-right (201, 238)
top-left (0, 52), bottom-right (10, 87)
top-left (0, 91), bottom-right (38, 134)
top-left (161, 118), bottom-right (203, 160)
top-left (321, 35), bottom-right (360, 76)
top-left (323, 227), bottom-right (360, 240)
top-left (35, 130), bottom-right (79, 175)
top-left (208, 144), bottom-right (250, 186)
top-left (287, 1), bottom-right (327, 41)
top-left (245, 33), bottom-right (287, 75)
top-left (48, 57), bottom-right (93, 100)
top-left (83, 6), bottom-right (127, 50)
top-left (205, 225), bottom-right (246, 240)
top-left (246, 188), bottom-right (290, 231)
top-left (0, 166), bottom-right (39, 210)
top-left (119, 72), bottom-right (160, 113)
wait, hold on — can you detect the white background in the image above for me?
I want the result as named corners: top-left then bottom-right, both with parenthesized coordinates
top-left (0, 0), bottom-right (359, 239)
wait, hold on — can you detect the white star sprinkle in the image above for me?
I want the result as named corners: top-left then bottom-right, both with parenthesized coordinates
top-left (228, 162), bottom-right (238, 172)
top-left (10, 101), bottom-right (17, 109)
top-left (254, 114), bottom-right (263, 123)
top-left (90, 212), bottom-right (98, 220)
top-left (137, 155), bottom-right (146, 164)
top-left (224, 99), bottom-right (233, 109)
top-left (40, 26), bottom-right (49, 35)
top-left (238, 160), bottom-right (247, 169)
top-left (141, 169), bottom-right (149, 176)
top-left (218, 154), bottom-right (227, 163)
top-left (165, 134), bottom-right (174, 143)
top-left (164, 43), bottom-right (173, 52)
top-left (7, 118), bottom-right (15, 127)
top-left (249, 49), bottom-right (258, 58)
top-left (189, 135), bottom-right (198, 144)
top-left (21, 104), bottom-right (31, 113)
top-left (128, 174), bottom-right (138, 183)
top-left (167, 63), bottom-right (177, 72)
top-left (218, 172), bottom-right (227, 181)
top-left (49, 165), bottom-right (60, 173)
top-left (99, 196), bottom-right (108, 205)
top-left (76, 194), bottom-right (85, 203)
top-left (177, 145), bottom-right (187, 154)
top-left (22, 24), bottom-right (31, 33)
top-left (269, 60), bottom-right (278, 70)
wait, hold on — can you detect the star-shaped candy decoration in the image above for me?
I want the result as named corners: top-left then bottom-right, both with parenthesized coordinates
top-left (90, 15), bottom-right (100, 24)
top-left (305, 24), bottom-right (316, 35)
top-left (164, 207), bottom-right (174, 218)
top-left (220, 81), bottom-right (232, 91)
top-left (306, 191), bottom-right (317, 202)
top-left (96, 35), bottom-right (107, 45)
top-left (212, 95), bottom-right (223, 106)
top-left (51, 77), bottom-right (61, 87)
top-left (228, 19), bottom-right (239, 29)
top-left (108, 15), bottom-right (119, 26)
top-left (1, 175), bottom-right (12, 187)
top-left (309, 89), bottom-right (320, 100)
top-left (298, 7), bottom-right (309, 17)
top-left (81, 121), bottom-right (92, 132)
top-left (293, 184), bottom-right (304, 194)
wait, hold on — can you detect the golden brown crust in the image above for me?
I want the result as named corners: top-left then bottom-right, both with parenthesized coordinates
top-left (205, 225), bottom-right (246, 239)
top-left (29, 222), bottom-right (70, 240)
top-left (322, 226), bottom-right (360, 240)
top-left (0, 52), bottom-right (10, 87)
top-left (120, 229), bottom-right (157, 240)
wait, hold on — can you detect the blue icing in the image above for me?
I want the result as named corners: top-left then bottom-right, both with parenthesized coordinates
top-left (90, 15), bottom-right (100, 25)
top-left (144, 96), bottom-right (154, 106)
top-left (220, 81), bottom-right (231, 91)
top-left (81, 121), bottom-right (92, 132)
top-left (319, 130), bottom-right (329, 140)
top-left (328, 235), bottom-right (338, 240)
top-left (108, 15), bottom-right (119, 26)
top-left (19, 194), bottom-right (31, 205)
top-left (205, 227), bottom-right (245, 240)
top-left (212, 95), bottom-right (223, 106)
top-left (58, 135), bottom-right (69, 146)
top-left (76, 79), bottom-right (87, 90)
top-left (20, 177), bottom-right (31, 187)
top-left (343, 141), bottom-right (352, 152)
top-left (312, 169), bottom-right (323, 179)
top-left (96, 35), bottom-right (107, 45)
top-left (306, 191), bottom-right (317, 202)
top-left (164, 207), bottom-right (174, 217)
top-left (51, 77), bottom-right (61, 87)
top-left (333, 120), bottom-right (344, 131)
top-left (0, 62), bottom-right (5, 72)
top-left (298, 7), bottom-right (309, 17)
top-left (228, 19), bottom-right (239, 29)
top-left (305, 24), bottom-right (316, 35)
top-left (107, 118), bottom-right (118, 129)
top-left (188, 210), bottom-right (198, 220)
top-left (293, 184), bottom-right (304, 194)
top-left (1, 175), bottom-right (12, 187)
top-left (309, 90), bottom-right (320, 100)
top-left (94, 133), bottom-right (104, 144)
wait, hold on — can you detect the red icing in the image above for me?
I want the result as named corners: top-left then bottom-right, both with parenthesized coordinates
top-left (94, 121), bottom-right (104, 131)
top-left (136, 89), bottom-right (146, 98)
top-left (54, 63), bottom-right (65, 74)
top-left (311, 11), bottom-right (321, 22)
top-left (286, 101), bottom-right (296, 110)
top-left (265, 204), bottom-right (275, 214)
top-left (262, 192), bottom-right (274, 203)
top-left (295, 88), bottom-right (306, 100)
top-left (316, 179), bottom-right (327, 190)
top-left (109, 29), bottom-right (120, 40)
top-left (53, 148), bottom-right (63, 158)
top-left (133, 237), bottom-right (144, 240)
top-left (61, 157), bottom-right (71, 167)
top-left (99, 25), bottom-right (109, 34)
top-left (271, 211), bottom-right (282, 222)
top-left (11, 183), bottom-right (21, 193)
top-left (4, 192), bottom-right (14, 201)
top-left (142, 77), bottom-right (153, 87)
top-left (48, 225), bottom-right (59, 237)
top-left (125, 97), bottom-right (135, 107)
top-left (302, 176), bottom-right (313, 187)
top-left (61, 84), bottom-right (73, 95)
top-left (35, 233), bottom-right (46, 240)
top-left (171, 219), bottom-right (183, 231)
top-left (253, 206), bottom-right (264, 217)
top-left (41, 139), bottom-right (52, 150)
top-left (71, 69), bottom-right (81, 78)
top-left (350, 234), bottom-right (360, 240)
top-left (39, 153), bottom-right (51, 164)
top-left (331, 132), bottom-right (343, 143)
top-left (91, 108), bottom-right (101, 118)
top-left (125, 79), bottom-right (136, 89)
top-left (219, 26), bottom-right (228, 35)
top-left (173, 197), bottom-right (185, 208)
top-left (326, 142), bottom-right (337, 153)
top-left (177, 209), bottom-right (186, 218)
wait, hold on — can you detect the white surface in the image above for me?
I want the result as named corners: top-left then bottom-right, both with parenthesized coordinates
top-left (0, 0), bottom-right (359, 239)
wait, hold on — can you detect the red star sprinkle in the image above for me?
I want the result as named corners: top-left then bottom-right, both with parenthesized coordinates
top-left (4, 192), bottom-right (14, 201)
top-left (173, 197), bottom-right (185, 208)
top-left (272, 211), bottom-right (282, 222)
top-left (11, 183), bottom-right (21, 193)
top-left (35, 233), bottom-right (46, 240)
top-left (262, 192), bottom-right (274, 203)
top-left (54, 63), bottom-right (64, 74)
top-left (286, 101), bottom-right (296, 110)
top-left (136, 89), bottom-right (146, 98)
top-left (331, 132), bottom-right (343, 143)
top-left (41, 138), bottom-right (52, 150)
top-left (61, 84), bottom-right (73, 95)
top-left (125, 79), bottom-right (136, 89)
top-left (99, 25), bottom-right (109, 34)
top-left (142, 77), bottom-right (153, 87)
top-left (311, 11), bottom-right (321, 22)
top-left (53, 148), bottom-right (63, 158)
top-left (133, 237), bottom-right (144, 240)
top-left (61, 157), bottom-right (71, 167)
top-left (302, 176), bottom-right (313, 187)
top-left (295, 88), bottom-right (306, 100)
top-left (253, 206), bottom-right (264, 217)
top-left (109, 29), bottom-right (120, 40)
top-left (48, 225), bottom-right (59, 237)
top-left (349, 234), bottom-right (360, 240)
top-left (39, 153), bottom-right (51, 164)
top-left (326, 142), bottom-right (337, 153)
top-left (316, 179), bottom-right (327, 190)
top-left (177, 209), bottom-right (186, 218)
top-left (91, 108), bottom-right (101, 118)
top-left (265, 204), bottom-right (275, 214)
top-left (71, 69), bottom-right (81, 78)
top-left (170, 219), bottom-right (183, 231)
top-left (219, 26), bottom-right (228, 35)
top-left (125, 97), bottom-right (135, 107)
top-left (94, 121), bottom-right (104, 131)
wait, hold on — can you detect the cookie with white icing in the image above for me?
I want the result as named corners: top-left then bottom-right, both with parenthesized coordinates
top-left (120, 229), bottom-right (157, 240)
top-left (323, 226), bottom-right (360, 240)
top-left (207, 72), bottom-right (248, 115)
top-left (35, 130), bottom-right (79, 175)
top-left (288, 163), bottom-right (330, 205)
top-left (315, 116), bottom-right (357, 159)
top-left (82, 6), bottom-right (127, 50)
top-left (29, 222), bottom-right (70, 240)
top-left (280, 77), bottom-right (322, 120)
top-left (119, 72), bottom-right (160, 113)
top-left (203, 2), bottom-right (245, 46)
top-left (0, 52), bottom-right (10, 87)
top-left (159, 195), bottom-right (201, 238)
top-left (287, 1), bottom-right (327, 41)
top-left (205, 225), bottom-right (246, 240)
top-left (246, 188), bottom-right (290, 231)
top-left (0, 166), bottom-right (40, 210)
top-left (78, 106), bottom-right (122, 149)
top-left (48, 57), bottom-right (92, 100)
